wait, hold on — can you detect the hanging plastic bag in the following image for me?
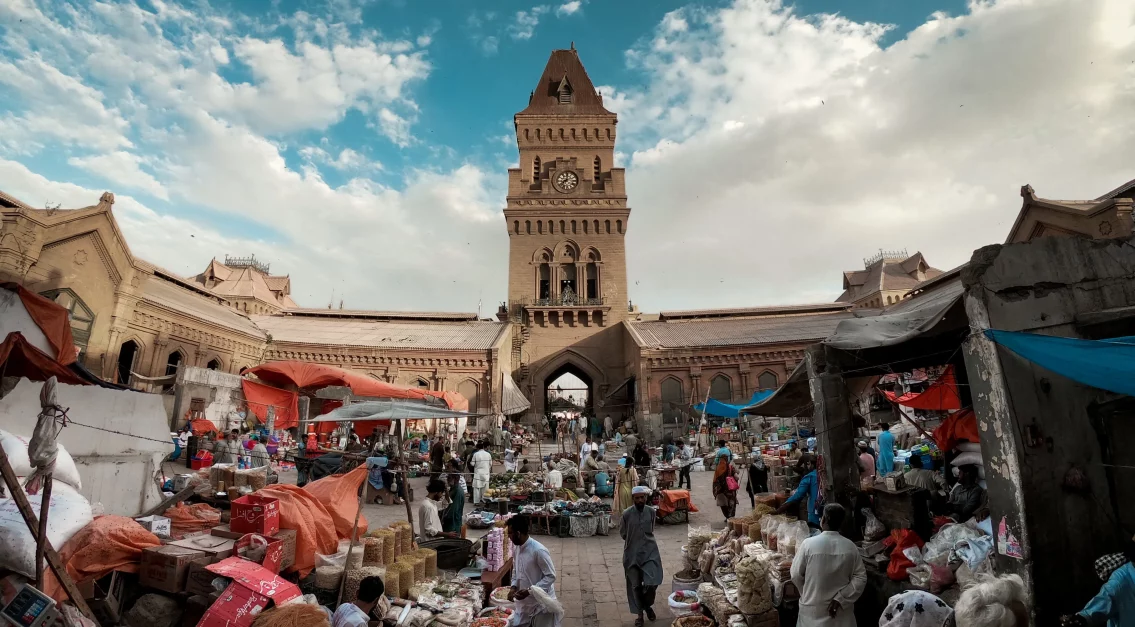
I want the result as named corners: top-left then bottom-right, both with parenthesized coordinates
top-left (862, 508), bottom-right (886, 540)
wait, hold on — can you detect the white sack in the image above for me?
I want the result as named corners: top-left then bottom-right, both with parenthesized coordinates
top-left (0, 481), bottom-right (93, 577)
top-left (0, 429), bottom-right (82, 490)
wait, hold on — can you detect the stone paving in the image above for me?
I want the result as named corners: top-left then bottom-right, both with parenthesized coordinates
top-left (168, 439), bottom-right (768, 627)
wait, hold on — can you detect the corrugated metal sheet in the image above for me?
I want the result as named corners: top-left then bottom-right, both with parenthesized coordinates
top-left (251, 315), bottom-right (507, 351)
top-left (629, 310), bottom-right (860, 349)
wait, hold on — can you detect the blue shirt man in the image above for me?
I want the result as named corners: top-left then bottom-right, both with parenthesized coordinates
top-left (1079, 560), bottom-right (1135, 627)
top-left (663, 443), bottom-right (676, 463)
top-left (778, 456), bottom-right (821, 526)
top-left (876, 425), bottom-right (896, 475)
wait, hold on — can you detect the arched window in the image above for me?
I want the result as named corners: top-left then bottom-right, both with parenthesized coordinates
top-left (616, 220), bottom-right (623, 234)
top-left (533, 156), bottom-right (540, 181)
top-left (583, 220), bottom-right (589, 234)
top-left (594, 219), bottom-right (599, 233)
top-left (415, 377), bottom-right (430, 390)
top-left (525, 220), bottom-right (531, 234)
top-left (593, 156), bottom-right (601, 181)
top-left (513, 220), bottom-right (519, 234)
top-left (537, 220), bottom-right (543, 234)
top-left (709, 374), bottom-right (733, 402)
top-left (116, 340), bottom-right (139, 386)
top-left (457, 379), bottom-right (480, 413)
top-left (559, 220), bottom-right (565, 234)
top-left (758, 371), bottom-right (779, 390)
top-left (40, 289), bottom-right (94, 359)
top-left (538, 263), bottom-right (551, 301)
top-left (550, 220), bottom-right (555, 234)
top-left (560, 264), bottom-right (577, 302)
top-left (571, 220), bottom-right (577, 234)
top-left (605, 220), bottom-right (611, 234)
top-left (207, 358), bottom-right (221, 371)
top-left (661, 377), bottom-right (683, 425)
top-left (586, 263), bottom-right (598, 301)
top-left (165, 351), bottom-right (183, 377)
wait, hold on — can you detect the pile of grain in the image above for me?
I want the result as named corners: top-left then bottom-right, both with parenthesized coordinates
top-left (373, 529), bottom-right (396, 564)
top-left (390, 526), bottom-right (406, 559)
top-left (392, 521), bottom-right (413, 553)
top-left (400, 553), bottom-right (425, 581)
top-left (314, 565), bottom-right (343, 589)
top-left (343, 566), bottom-right (386, 602)
top-left (415, 548), bottom-right (437, 578)
top-left (363, 537), bottom-right (384, 566)
top-left (387, 561), bottom-right (413, 598)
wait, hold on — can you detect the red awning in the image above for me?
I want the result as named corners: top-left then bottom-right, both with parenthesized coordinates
top-left (241, 379), bottom-right (299, 430)
top-left (2, 283), bottom-right (77, 365)
top-left (932, 408), bottom-right (980, 452)
top-left (0, 332), bottom-right (86, 385)
top-left (883, 365), bottom-right (962, 410)
top-left (245, 361), bottom-right (468, 411)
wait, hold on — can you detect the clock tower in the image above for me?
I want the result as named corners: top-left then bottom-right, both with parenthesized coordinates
top-left (502, 47), bottom-right (631, 419)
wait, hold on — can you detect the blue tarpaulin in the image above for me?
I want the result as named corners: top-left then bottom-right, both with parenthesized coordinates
top-left (695, 390), bottom-right (776, 418)
top-left (984, 329), bottom-right (1135, 397)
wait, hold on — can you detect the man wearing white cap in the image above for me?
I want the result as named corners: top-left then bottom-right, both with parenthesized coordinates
top-left (621, 485), bottom-right (663, 627)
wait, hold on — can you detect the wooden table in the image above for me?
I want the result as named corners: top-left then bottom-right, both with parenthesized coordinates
top-left (480, 558), bottom-right (513, 603)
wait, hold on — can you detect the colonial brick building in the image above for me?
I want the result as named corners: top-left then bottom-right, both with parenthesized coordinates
top-left (2, 48), bottom-right (1129, 437)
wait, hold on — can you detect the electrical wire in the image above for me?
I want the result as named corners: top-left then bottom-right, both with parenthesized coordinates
top-left (64, 419), bottom-right (176, 447)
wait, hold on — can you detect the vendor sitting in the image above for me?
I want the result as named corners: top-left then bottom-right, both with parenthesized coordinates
top-left (519, 458), bottom-right (534, 474)
top-left (946, 465), bottom-right (986, 523)
top-left (582, 450), bottom-right (601, 494)
top-left (904, 455), bottom-right (946, 494)
top-left (544, 460), bottom-right (563, 490)
top-left (594, 465), bottom-right (614, 497)
top-left (419, 479), bottom-right (458, 540)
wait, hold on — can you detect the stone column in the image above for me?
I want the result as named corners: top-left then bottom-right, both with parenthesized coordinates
top-left (104, 328), bottom-right (122, 379)
top-left (805, 345), bottom-right (857, 507)
top-left (150, 334), bottom-right (169, 377)
top-left (739, 363), bottom-right (751, 399)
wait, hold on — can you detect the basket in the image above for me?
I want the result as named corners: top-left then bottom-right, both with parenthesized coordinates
top-left (672, 616), bottom-right (713, 627)
top-left (417, 538), bottom-right (474, 571)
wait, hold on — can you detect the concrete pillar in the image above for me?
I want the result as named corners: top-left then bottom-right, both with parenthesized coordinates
top-left (805, 345), bottom-right (857, 506)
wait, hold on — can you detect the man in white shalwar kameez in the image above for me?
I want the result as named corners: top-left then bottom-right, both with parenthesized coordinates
top-left (507, 515), bottom-right (560, 627)
top-left (791, 503), bottom-right (866, 627)
top-left (471, 441), bottom-right (493, 504)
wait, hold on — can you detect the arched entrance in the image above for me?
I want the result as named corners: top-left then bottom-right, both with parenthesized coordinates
top-left (116, 340), bottom-right (139, 386)
top-left (544, 363), bottom-right (593, 417)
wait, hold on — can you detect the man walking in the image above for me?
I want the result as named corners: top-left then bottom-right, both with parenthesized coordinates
top-left (790, 504), bottom-right (866, 627)
top-left (621, 486), bottom-right (663, 627)
top-left (471, 440), bottom-right (493, 504)
top-left (507, 515), bottom-right (560, 627)
top-left (676, 440), bottom-right (693, 490)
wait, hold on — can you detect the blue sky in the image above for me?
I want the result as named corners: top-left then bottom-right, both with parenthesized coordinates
top-left (0, 0), bottom-right (1131, 312)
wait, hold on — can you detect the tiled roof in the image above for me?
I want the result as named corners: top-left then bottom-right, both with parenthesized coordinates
top-left (837, 253), bottom-right (942, 303)
top-left (658, 303), bottom-right (850, 321)
top-left (142, 276), bottom-right (265, 337)
top-left (192, 261), bottom-right (282, 305)
top-left (628, 310), bottom-right (865, 350)
top-left (251, 315), bottom-right (507, 351)
top-left (1096, 177), bottom-right (1135, 201)
top-left (282, 309), bottom-right (478, 322)
top-left (264, 276), bottom-right (290, 292)
top-left (516, 49), bottom-right (614, 117)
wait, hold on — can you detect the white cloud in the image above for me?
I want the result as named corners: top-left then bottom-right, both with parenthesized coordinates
top-left (376, 108), bottom-right (415, 147)
top-left (299, 146), bottom-right (382, 171)
top-left (509, 6), bottom-right (550, 40)
top-left (613, 0), bottom-right (1135, 309)
top-left (68, 151), bottom-right (169, 200)
top-left (556, 2), bottom-right (582, 17)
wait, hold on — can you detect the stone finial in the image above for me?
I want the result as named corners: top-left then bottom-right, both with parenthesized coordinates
top-left (1019, 184), bottom-right (1035, 199)
top-left (99, 192), bottom-right (115, 206)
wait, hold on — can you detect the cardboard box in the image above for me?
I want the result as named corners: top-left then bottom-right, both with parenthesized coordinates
top-left (139, 545), bottom-right (212, 593)
top-left (229, 495), bottom-right (280, 536)
top-left (77, 571), bottom-right (126, 625)
top-left (234, 534), bottom-right (283, 574)
top-left (272, 529), bottom-right (297, 571)
top-left (170, 534), bottom-right (236, 563)
top-left (135, 515), bottom-right (172, 538)
top-left (172, 474), bottom-right (195, 491)
top-left (210, 524), bottom-right (245, 540)
top-left (185, 562), bottom-right (230, 597)
top-left (197, 559), bottom-right (301, 627)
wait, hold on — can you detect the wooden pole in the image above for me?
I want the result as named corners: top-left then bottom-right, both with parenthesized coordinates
top-left (397, 420), bottom-right (415, 537)
top-left (0, 447), bottom-right (94, 620)
top-left (337, 482), bottom-right (365, 606)
top-left (35, 474), bottom-right (52, 589)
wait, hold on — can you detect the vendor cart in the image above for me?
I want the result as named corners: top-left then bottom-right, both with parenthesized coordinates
top-left (657, 467), bottom-right (677, 490)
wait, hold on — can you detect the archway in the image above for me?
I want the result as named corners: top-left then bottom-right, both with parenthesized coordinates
top-left (116, 340), bottom-right (139, 386)
top-left (544, 362), bottom-right (593, 420)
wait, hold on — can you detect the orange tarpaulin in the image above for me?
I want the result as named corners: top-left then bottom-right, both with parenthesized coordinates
top-left (164, 502), bottom-right (222, 539)
top-left (191, 418), bottom-right (220, 436)
top-left (242, 379), bottom-right (300, 430)
top-left (657, 489), bottom-right (700, 518)
top-left (246, 361), bottom-right (468, 412)
top-left (0, 332), bottom-right (87, 385)
top-left (259, 484), bottom-right (339, 577)
top-left (883, 365), bottom-right (962, 410)
top-left (2, 283), bottom-right (76, 365)
top-left (933, 408), bottom-right (981, 452)
top-left (43, 515), bottom-right (161, 602)
top-left (303, 465), bottom-right (369, 539)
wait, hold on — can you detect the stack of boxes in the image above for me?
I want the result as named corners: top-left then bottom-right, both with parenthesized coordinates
top-left (483, 528), bottom-right (512, 572)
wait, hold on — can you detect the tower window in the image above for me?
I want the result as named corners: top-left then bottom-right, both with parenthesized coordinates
top-left (593, 156), bottom-right (601, 181)
top-left (605, 220), bottom-right (611, 234)
top-left (558, 80), bottom-right (573, 104)
top-left (533, 156), bottom-right (541, 181)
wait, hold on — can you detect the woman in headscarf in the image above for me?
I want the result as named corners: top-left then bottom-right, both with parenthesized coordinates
top-left (613, 456), bottom-right (640, 522)
top-left (880, 590), bottom-right (954, 627)
top-left (746, 452), bottom-right (769, 508)
top-left (713, 457), bottom-right (739, 522)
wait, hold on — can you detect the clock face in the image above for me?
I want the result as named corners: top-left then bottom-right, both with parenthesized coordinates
top-left (554, 171), bottom-right (579, 192)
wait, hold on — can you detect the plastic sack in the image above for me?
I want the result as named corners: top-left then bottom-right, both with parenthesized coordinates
top-left (951, 451), bottom-right (982, 467)
top-left (908, 564), bottom-right (932, 588)
top-left (668, 590), bottom-right (700, 617)
top-left (0, 481), bottom-right (92, 577)
top-left (886, 529), bottom-right (925, 581)
top-left (316, 539), bottom-right (356, 569)
top-left (862, 508), bottom-right (886, 540)
top-left (928, 564), bottom-right (956, 594)
top-left (0, 429), bottom-right (81, 490)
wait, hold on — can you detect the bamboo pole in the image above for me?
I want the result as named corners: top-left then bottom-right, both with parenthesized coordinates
top-left (397, 420), bottom-right (415, 538)
top-left (35, 474), bottom-right (52, 589)
top-left (337, 482), bottom-right (365, 606)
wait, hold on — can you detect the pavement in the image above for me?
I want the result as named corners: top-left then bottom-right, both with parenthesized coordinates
top-left (166, 439), bottom-right (767, 627)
